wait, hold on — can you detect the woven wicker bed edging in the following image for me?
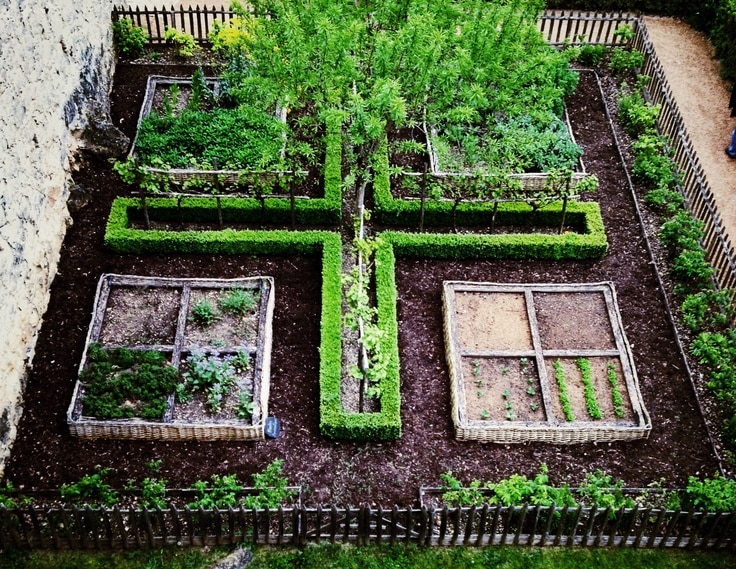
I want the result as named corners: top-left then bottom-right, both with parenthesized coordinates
top-left (443, 281), bottom-right (651, 444)
top-left (67, 274), bottom-right (275, 441)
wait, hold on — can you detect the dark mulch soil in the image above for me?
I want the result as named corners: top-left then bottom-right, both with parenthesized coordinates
top-left (2, 60), bottom-right (722, 506)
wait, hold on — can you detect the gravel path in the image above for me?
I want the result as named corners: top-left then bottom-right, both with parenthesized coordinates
top-left (643, 16), bottom-right (736, 239)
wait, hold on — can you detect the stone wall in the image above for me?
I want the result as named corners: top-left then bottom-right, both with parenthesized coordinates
top-left (0, 0), bottom-right (118, 474)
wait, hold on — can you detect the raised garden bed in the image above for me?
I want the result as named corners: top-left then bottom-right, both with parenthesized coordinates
top-left (443, 281), bottom-right (651, 444)
top-left (129, 75), bottom-right (318, 196)
top-left (67, 274), bottom-right (275, 441)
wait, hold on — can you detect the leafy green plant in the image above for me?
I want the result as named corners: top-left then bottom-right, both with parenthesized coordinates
top-left (177, 350), bottom-right (237, 413)
top-left (576, 42), bottom-right (606, 66)
top-left (188, 67), bottom-right (213, 112)
top-left (617, 79), bottom-right (660, 137)
top-left (609, 47), bottom-right (644, 75)
top-left (112, 18), bottom-right (148, 58)
top-left (236, 390), bottom-right (256, 420)
top-left (684, 472), bottom-right (736, 511)
top-left (220, 287), bottom-right (258, 316)
top-left (681, 289), bottom-right (735, 332)
top-left (644, 187), bottom-right (684, 215)
top-left (243, 459), bottom-right (297, 509)
top-left (490, 464), bottom-right (576, 509)
top-left (189, 474), bottom-right (243, 509)
top-left (60, 466), bottom-right (119, 507)
top-left (164, 26), bottom-right (198, 58)
top-left (189, 298), bottom-right (218, 327)
top-left (0, 481), bottom-right (31, 508)
top-left (607, 363), bottom-right (625, 419)
top-left (577, 469), bottom-right (635, 515)
top-left (80, 344), bottom-right (179, 420)
top-left (553, 359), bottom-right (574, 421)
top-left (439, 471), bottom-right (491, 507)
top-left (576, 358), bottom-right (602, 420)
top-left (480, 409), bottom-right (490, 420)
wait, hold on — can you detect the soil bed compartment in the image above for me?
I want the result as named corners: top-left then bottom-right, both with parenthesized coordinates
top-left (443, 281), bottom-right (651, 444)
top-left (67, 274), bottom-right (275, 441)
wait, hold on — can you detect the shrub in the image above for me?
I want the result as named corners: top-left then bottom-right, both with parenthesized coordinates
top-left (164, 26), bottom-right (198, 58)
top-left (609, 47), bottom-right (645, 75)
top-left (243, 459), bottom-right (297, 509)
top-left (60, 466), bottom-right (119, 507)
top-left (112, 18), bottom-right (148, 58)
top-left (617, 81), bottom-right (660, 137)
top-left (80, 344), bottom-right (179, 420)
top-left (684, 472), bottom-right (736, 511)
top-left (577, 43), bottom-right (607, 66)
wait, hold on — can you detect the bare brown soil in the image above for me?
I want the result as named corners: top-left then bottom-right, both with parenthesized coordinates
top-left (2, 52), bottom-right (725, 506)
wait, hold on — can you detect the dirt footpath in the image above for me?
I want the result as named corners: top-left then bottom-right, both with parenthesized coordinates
top-left (643, 16), bottom-right (736, 239)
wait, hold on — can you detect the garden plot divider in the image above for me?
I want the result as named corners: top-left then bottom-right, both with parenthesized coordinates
top-left (1, 503), bottom-right (734, 550)
top-left (67, 274), bottom-right (275, 441)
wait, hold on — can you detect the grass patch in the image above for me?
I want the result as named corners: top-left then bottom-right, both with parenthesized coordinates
top-left (3, 545), bottom-right (735, 569)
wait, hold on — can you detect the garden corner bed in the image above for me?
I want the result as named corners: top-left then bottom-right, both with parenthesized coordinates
top-left (443, 281), bottom-right (651, 444)
top-left (67, 274), bottom-right (275, 441)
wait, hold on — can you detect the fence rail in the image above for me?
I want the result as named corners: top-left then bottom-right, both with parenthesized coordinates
top-left (1, 504), bottom-right (734, 550)
top-left (113, 6), bottom-right (636, 46)
top-left (632, 28), bottom-right (736, 298)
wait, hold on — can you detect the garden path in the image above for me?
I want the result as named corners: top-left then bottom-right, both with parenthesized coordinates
top-left (643, 16), bottom-right (736, 241)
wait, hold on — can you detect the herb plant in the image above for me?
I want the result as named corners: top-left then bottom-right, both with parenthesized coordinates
top-left (80, 344), bottom-right (179, 420)
top-left (112, 18), bottom-right (148, 58)
top-left (178, 350), bottom-right (238, 413)
top-left (189, 298), bottom-right (218, 327)
top-left (220, 287), bottom-right (258, 316)
top-left (606, 363), bottom-right (625, 419)
top-left (576, 358), bottom-right (602, 420)
top-left (60, 466), bottom-right (119, 507)
top-left (553, 359), bottom-right (574, 421)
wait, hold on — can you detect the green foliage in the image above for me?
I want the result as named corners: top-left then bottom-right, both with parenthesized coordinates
top-left (553, 359), bottom-right (574, 421)
top-left (606, 363), bottom-right (625, 419)
top-left (631, 134), bottom-right (679, 189)
top-left (617, 79), bottom-right (660, 137)
top-left (178, 350), bottom-right (245, 413)
top-left (684, 472), bottom-right (736, 511)
top-left (189, 298), bottom-right (218, 327)
top-left (576, 43), bottom-right (607, 66)
top-left (140, 477), bottom-right (168, 509)
top-left (576, 358), bottom-right (602, 420)
top-left (189, 474), bottom-right (243, 509)
top-left (490, 465), bottom-right (576, 509)
top-left (0, 481), bottom-right (31, 508)
top-left (220, 287), bottom-right (258, 316)
top-left (710, 0), bottom-right (736, 83)
top-left (644, 187), bottom-right (684, 215)
top-left (243, 459), bottom-right (297, 509)
top-left (439, 471), bottom-right (491, 507)
top-left (577, 470), bottom-right (635, 514)
top-left (189, 67), bottom-right (213, 112)
top-left (80, 344), bottom-right (179, 420)
top-left (112, 18), bottom-right (148, 58)
top-left (60, 466), bottom-right (119, 507)
top-left (164, 26), bottom-right (198, 58)
top-left (681, 289), bottom-right (735, 332)
top-left (609, 47), bottom-right (645, 75)
top-left (660, 210), bottom-right (705, 252)
top-left (136, 105), bottom-right (287, 170)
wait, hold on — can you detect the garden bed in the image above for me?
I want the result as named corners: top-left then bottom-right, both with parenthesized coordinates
top-left (67, 274), bottom-right (275, 441)
top-left (129, 75), bottom-right (322, 198)
top-left (443, 281), bottom-right (651, 443)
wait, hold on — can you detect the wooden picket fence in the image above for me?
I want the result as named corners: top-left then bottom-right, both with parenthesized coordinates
top-left (1, 503), bottom-right (735, 550)
top-left (112, 6), bottom-right (636, 46)
top-left (631, 27), bottom-right (736, 298)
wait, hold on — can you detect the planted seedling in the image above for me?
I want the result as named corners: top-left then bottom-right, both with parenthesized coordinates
top-left (236, 391), bottom-right (256, 420)
top-left (527, 385), bottom-right (536, 396)
top-left (471, 359), bottom-right (481, 377)
top-left (475, 379), bottom-right (483, 388)
top-left (502, 389), bottom-right (510, 400)
top-left (476, 390), bottom-right (483, 399)
top-left (501, 366), bottom-right (509, 376)
top-left (530, 402), bottom-right (539, 412)
top-left (189, 298), bottom-right (218, 327)
top-left (480, 410), bottom-right (490, 420)
top-left (220, 287), bottom-right (258, 316)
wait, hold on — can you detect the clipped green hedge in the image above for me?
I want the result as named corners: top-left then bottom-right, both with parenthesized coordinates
top-left (105, 206), bottom-right (403, 440)
top-left (373, 139), bottom-right (607, 259)
top-left (319, 241), bottom-right (402, 440)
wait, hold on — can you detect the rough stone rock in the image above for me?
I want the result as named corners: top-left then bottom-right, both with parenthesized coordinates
top-left (79, 101), bottom-right (130, 159)
top-left (209, 547), bottom-right (254, 569)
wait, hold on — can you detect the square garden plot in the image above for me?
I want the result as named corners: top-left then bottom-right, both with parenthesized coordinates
top-left (67, 274), bottom-right (274, 441)
top-left (443, 281), bottom-right (651, 444)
